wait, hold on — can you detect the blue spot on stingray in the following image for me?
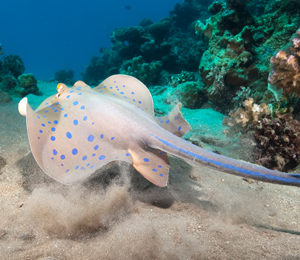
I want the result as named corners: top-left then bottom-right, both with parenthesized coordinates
top-left (66, 95), bottom-right (70, 99)
top-left (61, 155), bottom-right (65, 160)
top-left (123, 85), bottom-right (125, 88)
top-left (64, 114), bottom-right (68, 117)
top-left (51, 127), bottom-right (55, 132)
top-left (88, 134), bottom-right (94, 142)
top-left (94, 145), bottom-right (99, 150)
top-left (72, 148), bottom-right (78, 155)
top-left (78, 93), bottom-right (82, 95)
top-left (87, 163), bottom-right (90, 166)
top-left (75, 165), bottom-right (79, 170)
top-left (48, 121), bottom-right (51, 124)
top-left (50, 136), bottom-right (56, 141)
top-left (99, 155), bottom-right (105, 160)
top-left (138, 101), bottom-right (141, 104)
top-left (73, 120), bottom-right (78, 126)
top-left (112, 93), bottom-right (116, 95)
top-left (51, 104), bottom-right (54, 107)
top-left (120, 92), bottom-right (124, 94)
top-left (126, 153), bottom-right (130, 157)
top-left (90, 166), bottom-right (94, 169)
top-left (45, 110), bottom-right (48, 113)
top-left (80, 105), bottom-right (85, 110)
top-left (100, 134), bottom-right (104, 139)
top-left (66, 132), bottom-right (72, 139)
top-left (160, 120), bottom-right (163, 123)
top-left (54, 120), bottom-right (58, 124)
top-left (83, 116), bottom-right (87, 121)
top-left (110, 87), bottom-right (113, 89)
top-left (53, 149), bottom-right (57, 155)
top-left (39, 130), bottom-right (43, 133)
top-left (166, 120), bottom-right (170, 124)
top-left (133, 99), bottom-right (136, 101)
top-left (76, 87), bottom-right (81, 90)
top-left (131, 92), bottom-right (134, 94)
top-left (92, 153), bottom-right (96, 157)
top-left (158, 165), bottom-right (162, 168)
top-left (124, 96), bottom-right (127, 98)
top-left (70, 90), bottom-right (75, 93)
top-left (111, 137), bottom-right (115, 140)
top-left (144, 158), bottom-right (149, 162)
top-left (45, 102), bottom-right (48, 105)
top-left (103, 86), bottom-right (106, 88)
top-left (66, 169), bottom-right (69, 173)
top-left (178, 126), bottom-right (182, 131)
top-left (92, 122), bottom-right (94, 125)
top-left (160, 152), bottom-right (164, 155)
top-left (56, 102), bottom-right (59, 105)
top-left (38, 137), bottom-right (40, 139)
top-left (82, 155), bottom-right (87, 161)
top-left (61, 108), bottom-right (64, 111)
top-left (42, 115), bottom-right (46, 118)
top-left (73, 101), bottom-right (79, 106)
top-left (41, 123), bottom-right (45, 127)
top-left (37, 116), bottom-right (40, 119)
top-left (152, 169), bottom-right (157, 172)
top-left (160, 174), bottom-right (163, 177)
top-left (51, 157), bottom-right (54, 160)
top-left (54, 109), bottom-right (58, 112)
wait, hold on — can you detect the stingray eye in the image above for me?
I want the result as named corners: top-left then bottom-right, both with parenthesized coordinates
top-left (56, 83), bottom-right (66, 97)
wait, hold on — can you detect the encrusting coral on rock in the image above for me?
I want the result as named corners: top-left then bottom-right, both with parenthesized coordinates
top-left (268, 29), bottom-right (300, 98)
top-left (223, 97), bottom-right (300, 171)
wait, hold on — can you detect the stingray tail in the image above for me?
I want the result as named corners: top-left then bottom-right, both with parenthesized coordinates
top-left (149, 131), bottom-right (300, 188)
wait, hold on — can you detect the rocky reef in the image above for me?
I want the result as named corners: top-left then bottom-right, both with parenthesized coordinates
top-left (0, 53), bottom-right (39, 100)
top-left (81, 0), bottom-right (300, 172)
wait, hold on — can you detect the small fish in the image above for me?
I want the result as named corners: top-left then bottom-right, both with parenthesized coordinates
top-left (19, 75), bottom-right (300, 187)
top-left (122, 5), bottom-right (131, 10)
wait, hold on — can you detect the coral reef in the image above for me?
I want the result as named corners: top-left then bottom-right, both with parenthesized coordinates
top-left (54, 69), bottom-right (75, 85)
top-left (165, 80), bottom-right (207, 109)
top-left (120, 56), bottom-right (162, 86)
top-left (17, 73), bottom-right (39, 97)
top-left (197, 0), bottom-right (300, 113)
top-left (223, 97), bottom-right (300, 171)
top-left (82, 1), bottom-right (208, 86)
top-left (2, 55), bottom-right (25, 78)
top-left (268, 29), bottom-right (300, 98)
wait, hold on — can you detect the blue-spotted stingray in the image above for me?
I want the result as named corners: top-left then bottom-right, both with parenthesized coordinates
top-left (18, 75), bottom-right (300, 187)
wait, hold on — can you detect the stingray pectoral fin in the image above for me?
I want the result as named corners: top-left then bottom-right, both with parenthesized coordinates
top-left (18, 97), bottom-right (28, 116)
top-left (128, 142), bottom-right (170, 187)
top-left (155, 103), bottom-right (191, 137)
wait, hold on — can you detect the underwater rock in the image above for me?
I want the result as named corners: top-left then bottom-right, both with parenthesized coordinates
top-left (0, 75), bottom-right (19, 96)
top-left (2, 55), bottom-right (25, 78)
top-left (17, 73), bottom-right (39, 97)
top-left (165, 81), bottom-right (207, 109)
top-left (120, 56), bottom-right (162, 86)
top-left (268, 29), bottom-right (300, 98)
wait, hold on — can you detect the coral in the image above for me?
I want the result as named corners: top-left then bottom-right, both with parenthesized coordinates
top-left (0, 75), bottom-right (19, 95)
top-left (165, 81), bottom-right (207, 109)
top-left (254, 113), bottom-right (300, 171)
top-left (120, 56), bottom-right (162, 86)
top-left (2, 55), bottom-right (25, 78)
top-left (148, 21), bottom-right (170, 43)
top-left (268, 29), bottom-right (300, 98)
top-left (223, 96), bottom-right (300, 171)
top-left (223, 97), bottom-right (269, 136)
top-left (169, 71), bottom-right (195, 88)
top-left (54, 69), bottom-right (75, 85)
top-left (17, 73), bottom-right (39, 97)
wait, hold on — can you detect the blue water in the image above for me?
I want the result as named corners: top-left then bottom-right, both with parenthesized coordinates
top-left (1, 0), bottom-right (181, 80)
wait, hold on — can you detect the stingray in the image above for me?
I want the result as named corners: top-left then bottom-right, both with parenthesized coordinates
top-left (19, 75), bottom-right (300, 187)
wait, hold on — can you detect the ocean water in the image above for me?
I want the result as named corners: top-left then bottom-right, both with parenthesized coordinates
top-left (0, 0), bottom-right (181, 80)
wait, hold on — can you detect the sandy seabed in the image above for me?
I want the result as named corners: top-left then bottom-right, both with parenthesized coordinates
top-left (1, 89), bottom-right (300, 260)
